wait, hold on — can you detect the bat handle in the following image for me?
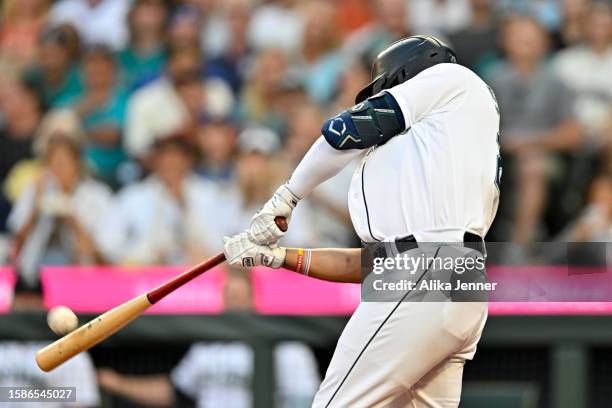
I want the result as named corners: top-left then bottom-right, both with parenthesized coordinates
top-left (146, 253), bottom-right (226, 304)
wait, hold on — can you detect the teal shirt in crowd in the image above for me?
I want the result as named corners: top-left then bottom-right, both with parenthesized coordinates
top-left (116, 47), bottom-right (167, 90)
top-left (303, 52), bottom-right (344, 104)
top-left (25, 65), bottom-right (84, 108)
top-left (79, 89), bottom-right (128, 131)
top-left (72, 88), bottom-right (129, 188)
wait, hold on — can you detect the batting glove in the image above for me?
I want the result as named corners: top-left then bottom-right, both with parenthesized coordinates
top-left (249, 184), bottom-right (300, 245)
top-left (223, 232), bottom-right (286, 268)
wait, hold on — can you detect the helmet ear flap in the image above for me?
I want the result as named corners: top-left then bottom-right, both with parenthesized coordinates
top-left (397, 68), bottom-right (410, 83)
top-left (384, 69), bottom-right (405, 89)
top-left (355, 71), bottom-right (389, 103)
top-left (371, 74), bottom-right (387, 95)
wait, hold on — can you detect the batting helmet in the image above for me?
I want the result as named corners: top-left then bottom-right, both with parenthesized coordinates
top-left (355, 36), bottom-right (457, 103)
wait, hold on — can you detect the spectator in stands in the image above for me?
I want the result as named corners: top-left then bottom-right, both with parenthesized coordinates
top-left (8, 134), bottom-right (116, 289)
top-left (296, 0), bottom-right (344, 104)
top-left (113, 135), bottom-right (239, 265)
top-left (342, 0), bottom-right (412, 63)
top-left (0, 0), bottom-right (50, 70)
top-left (557, 172), bottom-right (611, 242)
top-left (55, 22), bottom-right (82, 61)
top-left (554, 1), bottom-right (612, 152)
top-left (173, 71), bottom-right (212, 139)
top-left (273, 77), bottom-right (311, 140)
top-left (71, 46), bottom-right (128, 187)
top-left (24, 26), bottom-right (83, 108)
top-left (235, 127), bottom-right (285, 226)
top-left (553, 0), bottom-right (592, 49)
top-left (0, 341), bottom-right (100, 407)
top-left (489, 16), bottom-right (582, 243)
top-left (248, 0), bottom-right (303, 53)
top-left (335, 0), bottom-right (373, 35)
top-left (167, 4), bottom-right (202, 52)
top-left (195, 119), bottom-right (238, 188)
top-left (240, 48), bottom-right (283, 119)
top-left (199, 0), bottom-right (230, 55)
top-left (233, 125), bottom-right (312, 246)
top-left (410, 0), bottom-right (471, 35)
top-left (202, 0), bottom-right (254, 95)
top-left (2, 110), bottom-right (86, 205)
top-left (282, 105), bottom-right (356, 247)
top-left (125, 46), bottom-right (233, 158)
top-left (497, 0), bottom-right (563, 32)
top-left (281, 105), bottom-right (323, 168)
top-left (0, 79), bottom-right (42, 188)
top-left (328, 57), bottom-right (371, 115)
top-left (0, 78), bottom-right (42, 233)
top-left (49, 0), bottom-right (131, 50)
top-left (449, 0), bottom-right (500, 74)
top-left (239, 48), bottom-right (289, 132)
top-left (97, 270), bottom-right (320, 408)
top-left (117, 0), bottom-right (168, 91)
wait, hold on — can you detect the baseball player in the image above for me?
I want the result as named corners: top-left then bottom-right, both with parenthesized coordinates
top-left (223, 36), bottom-right (501, 407)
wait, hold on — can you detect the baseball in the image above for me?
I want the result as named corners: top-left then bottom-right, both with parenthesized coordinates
top-left (47, 306), bottom-right (79, 336)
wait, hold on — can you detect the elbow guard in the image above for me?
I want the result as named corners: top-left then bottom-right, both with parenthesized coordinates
top-left (321, 92), bottom-right (406, 150)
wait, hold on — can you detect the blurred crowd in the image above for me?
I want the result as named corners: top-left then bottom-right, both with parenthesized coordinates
top-left (0, 0), bottom-right (610, 291)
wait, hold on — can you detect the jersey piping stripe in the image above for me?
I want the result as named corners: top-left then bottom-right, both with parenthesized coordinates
top-left (324, 247), bottom-right (442, 407)
top-left (361, 157), bottom-right (381, 242)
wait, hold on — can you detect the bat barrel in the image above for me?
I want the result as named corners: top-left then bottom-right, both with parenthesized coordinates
top-left (36, 250), bottom-right (231, 372)
top-left (35, 294), bottom-right (152, 372)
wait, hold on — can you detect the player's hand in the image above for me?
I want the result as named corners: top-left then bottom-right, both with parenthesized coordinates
top-left (249, 184), bottom-right (300, 245)
top-left (223, 232), bottom-right (286, 268)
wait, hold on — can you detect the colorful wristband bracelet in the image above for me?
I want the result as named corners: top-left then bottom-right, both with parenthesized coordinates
top-left (296, 248), bottom-right (305, 273)
top-left (296, 248), bottom-right (312, 276)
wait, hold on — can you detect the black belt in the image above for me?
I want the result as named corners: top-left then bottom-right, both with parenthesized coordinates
top-left (395, 232), bottom-right (485, 256)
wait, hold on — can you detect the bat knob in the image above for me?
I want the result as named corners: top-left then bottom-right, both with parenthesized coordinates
top-left (274, 216), bottom-right (288, 232)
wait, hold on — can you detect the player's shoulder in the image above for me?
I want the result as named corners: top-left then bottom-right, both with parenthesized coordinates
top-left (398, 63), bottom-right (477, 93)
top-left (390, 63), bottom-right (481, 103)
top-left (436, 63), bottom-right (491, 90)
top-left (416, 63), bottom-right (472, 79)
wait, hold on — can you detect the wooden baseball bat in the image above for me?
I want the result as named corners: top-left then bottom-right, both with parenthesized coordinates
top-left (35, 217), bottom-right (288, 372)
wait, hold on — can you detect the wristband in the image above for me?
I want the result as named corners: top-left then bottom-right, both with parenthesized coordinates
top-left (276, 184), bottom-right (300, 209)
top-left (303, 249), bottom-right (312, 276)
top-left (296, 248), bottom-right (304, 273)
top-left (296, 248), bottom-right (312, 276)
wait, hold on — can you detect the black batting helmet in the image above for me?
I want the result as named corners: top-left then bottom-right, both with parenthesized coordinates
top-left (355, 36), bottom-right (457, 103)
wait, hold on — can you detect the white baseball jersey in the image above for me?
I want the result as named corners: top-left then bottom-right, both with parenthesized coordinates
top-left (347, 63), bottom-right (501, 243)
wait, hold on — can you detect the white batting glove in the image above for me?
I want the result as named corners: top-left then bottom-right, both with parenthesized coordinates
top-left (223, 232), bottom-right (286, 268)
top-left (249, 184), bottom-right (300, 245)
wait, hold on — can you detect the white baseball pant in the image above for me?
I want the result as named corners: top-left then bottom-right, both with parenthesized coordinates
top-left (312, 246), bottom-right (488, 408)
